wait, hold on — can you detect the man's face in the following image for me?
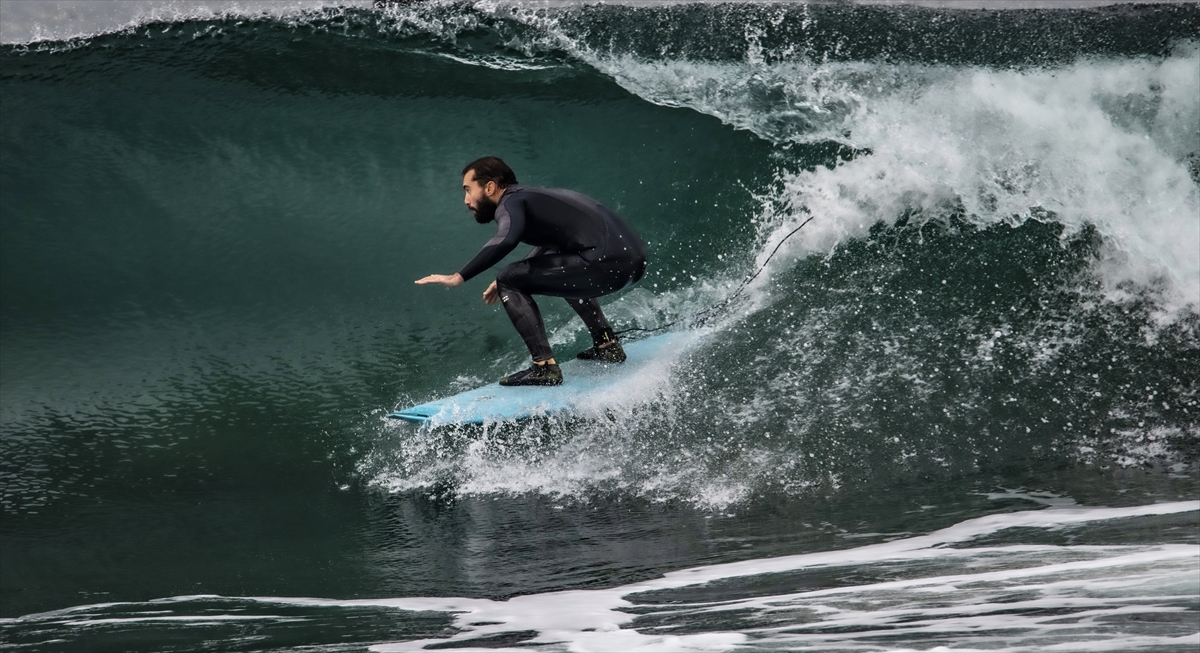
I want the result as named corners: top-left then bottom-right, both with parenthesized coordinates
top-left (463, 171), bottom-right (497, 224)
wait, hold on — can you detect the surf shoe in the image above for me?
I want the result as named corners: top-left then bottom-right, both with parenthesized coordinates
top-left (499, 362), bottom-right (563, 386)
top-left (576, 341), bottom-right (626, 363)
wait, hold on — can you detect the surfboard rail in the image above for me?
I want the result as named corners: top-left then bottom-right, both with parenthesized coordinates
top-left (387, 332), bottom-right (692, 425)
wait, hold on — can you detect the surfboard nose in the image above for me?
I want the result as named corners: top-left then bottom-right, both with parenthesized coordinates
top-left (387, 407), bottom-right (438, 423)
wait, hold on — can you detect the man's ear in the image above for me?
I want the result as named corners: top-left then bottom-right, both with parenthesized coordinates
top-left (484, 180), bottom-right (496, 196)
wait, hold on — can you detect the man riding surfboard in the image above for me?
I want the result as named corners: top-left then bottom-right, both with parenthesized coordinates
top-left (416, 157), bottom-right (648, 386)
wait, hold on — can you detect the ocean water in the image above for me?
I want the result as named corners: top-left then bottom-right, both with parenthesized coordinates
top-left (1, 1), bottom-right (1197, 651)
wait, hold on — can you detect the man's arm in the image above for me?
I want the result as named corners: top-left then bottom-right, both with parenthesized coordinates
top-left (414, 196), bottom-right (523, 291)
top-left (456, 199), bottom-right (525, 282)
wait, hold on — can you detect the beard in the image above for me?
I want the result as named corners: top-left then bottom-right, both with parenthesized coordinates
top-left (471, 196), bottom-right (498, 224)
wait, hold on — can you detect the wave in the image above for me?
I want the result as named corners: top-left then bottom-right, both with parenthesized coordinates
top-left (4, 500), bottom-right (1196, 651)
top-left (2, 1), bottom-right (1197, 511)
top-left (738, 49), bottom-right (1200, 309)
top-left (5, 1), bottom-right (1197, 57)
top-left (6, 2), bottom-right (1195, 306)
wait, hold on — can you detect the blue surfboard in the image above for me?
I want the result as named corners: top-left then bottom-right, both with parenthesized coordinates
top-left (388, 331), bottom-right (694, 425)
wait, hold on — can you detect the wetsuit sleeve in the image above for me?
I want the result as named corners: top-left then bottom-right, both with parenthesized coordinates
top-left (524, 246), bottom-right (547, 259)
top-left (457, 198), bottom-right (525, 282)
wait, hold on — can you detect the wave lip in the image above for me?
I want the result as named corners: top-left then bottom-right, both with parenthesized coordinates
top-left (0, 0), bottom-right (374, 45)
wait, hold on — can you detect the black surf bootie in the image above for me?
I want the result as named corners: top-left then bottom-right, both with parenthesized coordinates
top-left (499, 362), bottom-right (563, 386)
top-left (576, 340), bottom-right (626, 363)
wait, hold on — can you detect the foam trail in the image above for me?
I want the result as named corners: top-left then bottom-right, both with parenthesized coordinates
top-left (369, 329), bottom-right (710, 499)
top-left (47, 501), bottom-right (1177, 653)
top-left (12, 503), bottom-right (1193, 651)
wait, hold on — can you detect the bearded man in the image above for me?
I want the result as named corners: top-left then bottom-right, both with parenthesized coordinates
top-left (416, 156), bottom-right (648, 386)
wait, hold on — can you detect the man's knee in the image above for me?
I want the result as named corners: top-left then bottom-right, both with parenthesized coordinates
top-left (495, 275), bottom-right (531, 308)
top-left (495, 262), bottom-right (525, 290)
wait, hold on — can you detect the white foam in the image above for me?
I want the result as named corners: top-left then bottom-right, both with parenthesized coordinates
top-left (357, 501), bottom-right (1199, 651)
top-left (370, 329), bottom-right (731, 503)
top-left (66, 501), bottom-right (1183, 653)
top-left (10, 503), bottom-right (1194, 651)
top-left (589, 48), bottom-right (1200, 312)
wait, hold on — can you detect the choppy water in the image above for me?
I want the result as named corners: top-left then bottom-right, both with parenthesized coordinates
top-left (1, 1), bottom-right (1197, 650)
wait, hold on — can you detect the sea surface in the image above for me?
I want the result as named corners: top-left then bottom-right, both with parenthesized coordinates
top-left (1, 1), bottom-right (1197, 651)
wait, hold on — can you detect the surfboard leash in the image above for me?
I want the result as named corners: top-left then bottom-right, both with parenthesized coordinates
top-left (613, 214), bottom-right (816, 337)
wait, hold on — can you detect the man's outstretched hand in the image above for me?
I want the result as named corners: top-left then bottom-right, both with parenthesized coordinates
top-left (415, 273), bottom-right (464, 288)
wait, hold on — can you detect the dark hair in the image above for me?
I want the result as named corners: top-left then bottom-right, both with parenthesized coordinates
top-left (462, 156), bottom-right (517, 189)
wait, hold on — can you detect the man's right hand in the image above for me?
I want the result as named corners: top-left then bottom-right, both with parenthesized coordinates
top-left (415, 273), bottom-right (464, 287)
top-left (483, 281), bottom-right (499, 305)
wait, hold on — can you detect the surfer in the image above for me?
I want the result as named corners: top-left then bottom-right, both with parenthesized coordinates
top-left (416, 157), bottom-right (647, 386)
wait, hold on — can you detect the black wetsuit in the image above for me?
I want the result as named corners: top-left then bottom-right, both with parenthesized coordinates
top-left (457, 185), bottom-right (647, 361)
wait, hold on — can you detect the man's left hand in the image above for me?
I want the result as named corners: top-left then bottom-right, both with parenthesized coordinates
top-left (415, 273), bottom-right (464, 287)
